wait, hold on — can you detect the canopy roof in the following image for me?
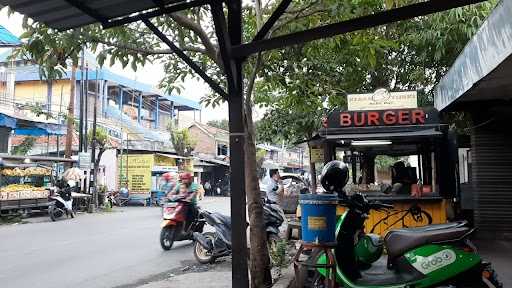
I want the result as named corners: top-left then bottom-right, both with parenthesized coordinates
top-left (0, 24), bottom-right (20, 47)
top-left (435, 0), bottom-right (512, 111)
top-left (0, 0), bottom-right (201, 31)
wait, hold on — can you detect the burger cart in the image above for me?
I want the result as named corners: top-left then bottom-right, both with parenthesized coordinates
top-left (0, 155), bottom-right (76, 216)
top-left (311, 106), bottom-right (458, 236)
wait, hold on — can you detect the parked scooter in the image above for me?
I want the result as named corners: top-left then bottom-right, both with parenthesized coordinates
top-left (307, 161), bottom-right (502, 288)
top-left (48, 180), bottom-right (76, 221)
top-left (160, 195), bottom-right (205, 250)
top-left (192, 201), bottom-right (285, 264)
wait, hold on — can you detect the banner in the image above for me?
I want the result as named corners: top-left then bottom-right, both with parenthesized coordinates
top-left (347, 89), bottom-right (417, 111)
top-left (119, 154), bottom-right (154, 193)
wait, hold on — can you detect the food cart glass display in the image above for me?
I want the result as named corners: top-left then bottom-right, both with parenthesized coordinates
top-left (0, 164), bottom-right (52, 213)
top-left (315, 105), bottom-right (458, 236)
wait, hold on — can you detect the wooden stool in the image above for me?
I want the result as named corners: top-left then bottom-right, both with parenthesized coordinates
top-left (293, 241), bottom-right (337, 288)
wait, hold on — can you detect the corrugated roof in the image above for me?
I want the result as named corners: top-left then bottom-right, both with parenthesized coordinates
top-left (0, 0), bottom-right (185, 31)
top-left (0, 24), bottom-right (21, 47)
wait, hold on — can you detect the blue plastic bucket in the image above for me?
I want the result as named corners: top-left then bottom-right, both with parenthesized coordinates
top-left (299, 194), bottom-right (338, 244)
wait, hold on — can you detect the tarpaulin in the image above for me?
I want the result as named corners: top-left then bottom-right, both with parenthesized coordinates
top-left (0, 113), bottom-right (17, 129)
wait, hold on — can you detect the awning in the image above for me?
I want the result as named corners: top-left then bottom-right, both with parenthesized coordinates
top-left (0, 25), bottom-right (21, 47)
top-left (324, 128), bottom-right (442, 140)
top-left (435, 0), bottom-right (512, 111)
top-left (14, 122), bottom-right (67, 136)
top-left (0, 113), bottom-right (17, 129)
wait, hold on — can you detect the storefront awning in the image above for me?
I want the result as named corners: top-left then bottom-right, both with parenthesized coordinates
top-left (14, 122), bottom-right (67, 136)
top-left (324, 128), bottom-right (442, 140)
top-left (435, 0), bottom-right (512, 111)
top-left (0, 113), bottom-right (17, 129)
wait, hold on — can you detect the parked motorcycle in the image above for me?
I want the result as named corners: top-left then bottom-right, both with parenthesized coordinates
top-left (160, 196), bottom-right (205, 250)
top-left (307, 161), bottom-right (502, 288)
top-left (48, 180), bottom-right (76, 221)
top-left (192, 201), bottom-right (285, 264)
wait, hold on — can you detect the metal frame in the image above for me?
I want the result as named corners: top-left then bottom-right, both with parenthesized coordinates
top-left (1, 0), bottom-right (490, 287)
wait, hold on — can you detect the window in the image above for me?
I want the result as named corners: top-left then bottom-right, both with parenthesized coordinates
top-left (217, 143), bottom-right (228, 156)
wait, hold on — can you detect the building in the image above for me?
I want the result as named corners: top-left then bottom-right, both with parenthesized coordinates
top-left (434, 0), bottom-right (512, 239)
top-left (0, 50), bottom-right (201, 191)
top-left (187, 122), bottom-right (230, 195)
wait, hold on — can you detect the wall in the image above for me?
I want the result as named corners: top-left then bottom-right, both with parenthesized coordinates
top-left (99, 149), bottom-right (118, 191)
top-left (189, 126), bottom-right (216, 156)
top-left (14, 80), bottom-right (71, 113)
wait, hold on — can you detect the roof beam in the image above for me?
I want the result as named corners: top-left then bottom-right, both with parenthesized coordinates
top-left (103, 0), bottom-right (210, 29)
top-left (210, 1), bottom-right (235, 90)
top-left (63, 0), bottom-right (109, 24)
top-left (252, 0), bottom-right (292, 42)
top-left (232, 0), bottom-right (488, 58)
top-left (142, 18), bottom-right (228, 99)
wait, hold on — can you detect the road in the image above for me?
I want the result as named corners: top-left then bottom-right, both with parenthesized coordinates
top-left (0, 197), bottom-right (230, 288)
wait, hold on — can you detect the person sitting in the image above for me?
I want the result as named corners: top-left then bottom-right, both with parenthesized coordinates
top-left (170, 173), bottom-right (199, 227)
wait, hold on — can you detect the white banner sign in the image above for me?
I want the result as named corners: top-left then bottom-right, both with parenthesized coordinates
top-left (78, 152), bottom-right (91, 169)
top-left (348, 89), bottom-right (417, 111)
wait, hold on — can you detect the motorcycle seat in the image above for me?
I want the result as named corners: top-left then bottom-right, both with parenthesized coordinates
top-left (392, 221), bottom-right (467, 233)
top-left (385, 226), bottom-right (471, 261)
top-left (210, 212), bottom-right (231, 227)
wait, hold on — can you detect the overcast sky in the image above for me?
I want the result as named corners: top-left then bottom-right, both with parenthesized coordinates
top-left (0, 8), bottom-right (240, 123)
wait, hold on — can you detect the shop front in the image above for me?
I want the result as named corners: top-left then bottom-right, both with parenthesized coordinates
top-left (434, 0), bottom-right (512, 239)
top-left (315, 92), bottom-right (457, 236)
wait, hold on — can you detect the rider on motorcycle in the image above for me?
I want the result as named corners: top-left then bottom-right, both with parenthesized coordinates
top-left (169, 172), bottom-right (200, 226)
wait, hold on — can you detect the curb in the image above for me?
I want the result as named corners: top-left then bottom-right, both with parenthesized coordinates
top-left (273, 265), bottom-right (295, 288)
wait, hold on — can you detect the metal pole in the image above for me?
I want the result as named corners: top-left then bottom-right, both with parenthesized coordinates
top-left (226, 1), bottom-right (249, 286)
top-left (79, 48), bottom-right (85, 152)
top-left (90, 67), bottom-right (99, 208)
top-left (84, 63), bottom-right (89, 151)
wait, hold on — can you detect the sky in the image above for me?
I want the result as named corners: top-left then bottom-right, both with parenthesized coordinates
top-left (0, 7), bottom-right (241, 123)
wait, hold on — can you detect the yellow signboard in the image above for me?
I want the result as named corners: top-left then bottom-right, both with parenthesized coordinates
top-left (119, 154), bottom-right (154, 194)
top-left (310, 148), bottom-right (324, 163)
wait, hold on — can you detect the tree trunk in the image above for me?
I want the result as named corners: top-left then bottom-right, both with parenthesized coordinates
top-left (93, 148), bottom-right (105, 205)
top-left (308, 144), bottom-right (318, 193)
top-left (65, 65), bottom-right (76, 165)
top-left (244, 48), bottom-right (271, 287)
top-left (244, 101), bottom-right (272, 288)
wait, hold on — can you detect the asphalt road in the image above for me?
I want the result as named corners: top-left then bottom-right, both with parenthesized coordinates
top-left (0, 197), bottom-right (230, 288)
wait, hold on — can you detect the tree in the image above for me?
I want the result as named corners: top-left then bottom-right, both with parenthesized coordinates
top-left (206, 119), bottom-right (229, 131)
top-left (255, 1), bottom-right (496, 193)
top-left (11, 136), bottom-right (36, 155)
top-left (168, 123), bottom-right (197, 157)
top-left (87, 127), bottom-right (110, 200)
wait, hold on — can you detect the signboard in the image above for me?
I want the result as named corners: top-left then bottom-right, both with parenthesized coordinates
top-left (152, 165), bottom-right (179, 173)
top-left (78, 152), bottom-right (91, 169)
top-left (119, 154), bottom-right (154, 193)
top-left (325, 108), bottom-right (439, 129)
top-left (347, 89), bottom-right (417, 111)
top-left (310, 148), bottom-right (324, 163)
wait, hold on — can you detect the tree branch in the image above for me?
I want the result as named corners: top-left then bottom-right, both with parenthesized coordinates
top-left (170, 12), bottom-right (220, 65)
top-left (91, 37), bottom-right (207, 56)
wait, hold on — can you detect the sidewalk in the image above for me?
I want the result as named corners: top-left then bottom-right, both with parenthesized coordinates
top-left (474, 240), bottom-right (512, 287)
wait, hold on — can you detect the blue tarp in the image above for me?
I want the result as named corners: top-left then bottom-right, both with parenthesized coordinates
top-left (0, 113), bottom-right (17, 129)
top-left (14, 122), bottom-right (67, 136)
top-left (0, 25), bottom-right (21, 47)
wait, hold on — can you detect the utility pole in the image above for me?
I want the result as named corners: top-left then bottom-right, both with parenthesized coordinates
top-left (78, 48), bottom-right (84, 153)
top-left (90, 66), bottom-right (99, 208)
top-left (84, 63), bottom-right (89, 151)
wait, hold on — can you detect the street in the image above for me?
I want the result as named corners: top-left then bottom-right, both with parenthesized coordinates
top-left (0, 197), bottom-right (230, 288)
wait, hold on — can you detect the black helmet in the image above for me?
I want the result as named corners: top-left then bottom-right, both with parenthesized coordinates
top-left (321, 160), bottom-right (349, 193)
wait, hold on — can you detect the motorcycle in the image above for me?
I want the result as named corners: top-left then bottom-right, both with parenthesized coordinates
top-left (160, 196), bottom-right (205, 250)
top-left (192, 200), bottom-right (285, 264)
top-left (308, 193), bottom-right (503, 288)
top-left (48, 180), bottom-right (76, 221)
